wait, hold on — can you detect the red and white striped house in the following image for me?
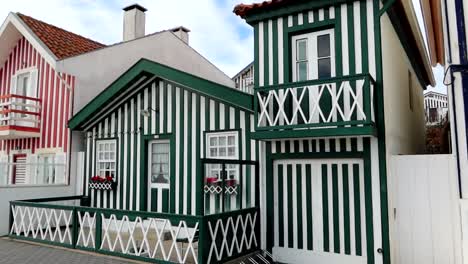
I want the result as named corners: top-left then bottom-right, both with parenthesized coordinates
top-left (0, 13), bottom-right (104, 186)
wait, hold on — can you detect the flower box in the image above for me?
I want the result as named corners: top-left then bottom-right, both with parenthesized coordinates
top-left (89, 176), bottom-right (117, 191)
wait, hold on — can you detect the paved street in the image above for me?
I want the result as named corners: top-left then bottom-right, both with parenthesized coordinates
top-left (0, 238), bottom-right (141, 264)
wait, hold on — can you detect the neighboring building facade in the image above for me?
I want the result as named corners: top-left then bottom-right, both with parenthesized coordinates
top-left (234, 0), bottom-right (432, 263)
top-left (424, 91), bottom-right (449, 125)
top-left (233, 62), bottom-right (254, 94)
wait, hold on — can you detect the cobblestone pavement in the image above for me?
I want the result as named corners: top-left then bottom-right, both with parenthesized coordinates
top-left (0, 238), bottom-right (142, 264)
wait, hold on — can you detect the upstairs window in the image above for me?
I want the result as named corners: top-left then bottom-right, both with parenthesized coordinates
top-left (96, 140), bottom-right (117, 178)
top-left (206, 131), bottom-right (239, 180)
top-left (292, 29), bottom-right (335, 81)
top-left (12, 68), bottom-right (38, 98)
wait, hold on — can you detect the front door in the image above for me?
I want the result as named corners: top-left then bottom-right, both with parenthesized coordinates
top-left (272, 158), bottom-right (369, 264)
top-left (147, 140), bottom-right (170, 212)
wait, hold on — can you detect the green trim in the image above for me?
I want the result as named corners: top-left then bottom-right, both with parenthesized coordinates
top-left (69, 59), bottom-right (253, 130)
top-left (244, 0), bottom-right (355, 24)
top-left (251, 126), bottom-right (377, 140)
top-left (363, 138), bottom-right (375, 264)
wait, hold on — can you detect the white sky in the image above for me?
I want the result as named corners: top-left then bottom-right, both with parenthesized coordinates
top-left (0, 0), bottom-right (445, 93)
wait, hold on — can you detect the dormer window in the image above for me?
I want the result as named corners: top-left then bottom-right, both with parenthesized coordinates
top-left (292, 29), bottom-right (335, 81)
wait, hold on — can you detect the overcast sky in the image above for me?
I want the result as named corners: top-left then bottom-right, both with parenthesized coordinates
top-left (0, 0), bottom-right (445, 93)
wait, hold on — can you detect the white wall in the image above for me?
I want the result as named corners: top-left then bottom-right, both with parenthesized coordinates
top-left (389, 154), bottom-right (462, 264)
top-left (57, 31), bottom-right (235, 115)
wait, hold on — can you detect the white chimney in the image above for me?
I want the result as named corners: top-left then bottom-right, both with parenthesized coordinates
top-left (170, 26), bottom-right (190, 45)
top-left (123, 4), bottom-right (147, 41)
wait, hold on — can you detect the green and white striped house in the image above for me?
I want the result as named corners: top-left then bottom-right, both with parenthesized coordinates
top-left (8, 1), bottom-right (436, 264)
top-left (234, 0), bottom-right (434, 263)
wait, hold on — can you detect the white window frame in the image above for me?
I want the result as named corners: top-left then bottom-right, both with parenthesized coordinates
top-left (11, 67), bottom-right (38, 98)
top-left (291, 29), bottom-right (335, 81)
top-left (148, 140), bottom-right (171, 190)
top-left (37, 153), bottom-right (56, 184)
top-left (95, 139), bottom-right (117, 179)
top-left (205, 131), bottom-right (240, 181)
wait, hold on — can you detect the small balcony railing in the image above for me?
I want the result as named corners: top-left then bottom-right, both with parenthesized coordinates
top-left (0, 94), bottom-right (41, 138)
top-left (253, 74), bottom-right (376, 139)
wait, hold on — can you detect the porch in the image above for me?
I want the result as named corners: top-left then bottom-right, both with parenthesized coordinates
top-left (8, 159), bottom-right (262, 264)
top-left (253, 74), bottom-right (376, 140)
top-left (0, 93), bottom-right (41, 139)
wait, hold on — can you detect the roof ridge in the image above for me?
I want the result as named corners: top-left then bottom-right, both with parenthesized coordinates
top-left (17, 12), bottom-right (105, 47)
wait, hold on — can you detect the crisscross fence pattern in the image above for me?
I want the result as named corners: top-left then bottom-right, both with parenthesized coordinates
top-left (255, 74), bottom-right (375, 131)
top-left (9, 196), bottom-right (260, 264)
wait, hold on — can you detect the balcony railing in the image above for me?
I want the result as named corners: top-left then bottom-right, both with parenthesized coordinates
top-left (253, 74), bottom-right (376, 139)
top-left (0, 94), bottom-right (41, 138)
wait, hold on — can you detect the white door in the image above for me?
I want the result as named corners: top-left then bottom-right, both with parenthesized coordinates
top-left (148, 140), bottom-right (170, 213)
top-left (272, 158), bottom-right (368, 264)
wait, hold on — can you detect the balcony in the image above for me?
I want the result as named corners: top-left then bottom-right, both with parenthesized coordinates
top-left (253, 74), bottom-right (376, 139)
top-left (0, 94), bottom-right (41, 139)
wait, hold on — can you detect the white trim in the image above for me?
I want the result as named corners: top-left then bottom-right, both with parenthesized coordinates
top-left (205, 130), bottom-right (240, 160)
top-left (273, 247), bottom-right (366, 264)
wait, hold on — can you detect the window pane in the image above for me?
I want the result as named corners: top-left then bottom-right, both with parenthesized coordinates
top-left (219, 148), bottom-right (226, 157)
top-left (296, 39), bottom-right (307, 61)
top-left (228, 136), bottom-right (235, 145)
top-left (228, 147), bottom-right (236, 157)
top-left (317, 34), bottom-right (330, 57)
top-left (210, 148), bottom-right (217, 157)
top-left (318, 58), bottom-right (331, 78)
top-left (219, 136), bottom-right (226, 146)
top-left (209, 137), bottom-right (217, 146)
top-left (297, 61), bottom-right (308, 81)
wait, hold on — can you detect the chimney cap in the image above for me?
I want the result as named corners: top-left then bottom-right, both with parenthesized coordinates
top-left (170, 26), bottom-right (191, 33)
top-left (123, 4), bottom-right (147, 12)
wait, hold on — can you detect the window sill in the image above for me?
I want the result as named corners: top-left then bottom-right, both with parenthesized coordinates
top-left (0, 184), bottom-right (69, 189)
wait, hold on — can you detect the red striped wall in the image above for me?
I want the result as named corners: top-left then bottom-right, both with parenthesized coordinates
top-left (0, 36), bottom-right (74, 154)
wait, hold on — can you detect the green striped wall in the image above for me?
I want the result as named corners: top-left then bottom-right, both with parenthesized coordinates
top-left (83, 78), bottom-right (257, 215)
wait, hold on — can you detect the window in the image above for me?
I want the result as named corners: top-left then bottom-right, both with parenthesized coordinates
top-left (149, 141), bottom-right (170, 186)
top-left (206, 131), bottom-right (239, 180)
top-left (292, 29), bottom-right (335, 81)
top-left (37, 154), bottom-right (55, 184)
top-left (96, 140), bottom-right (117, 178)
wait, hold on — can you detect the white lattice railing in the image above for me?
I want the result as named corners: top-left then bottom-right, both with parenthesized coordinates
top-left (10, 197), bottom-right (260, 264)
top-left (255, 74), bottom-right (375, 131)
top-left (10, 203), bottom-right (74, 246)
top-left (205, 208), bottom-right (259, 263)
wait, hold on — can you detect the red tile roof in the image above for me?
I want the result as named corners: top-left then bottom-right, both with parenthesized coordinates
top-left (234, 0), bottom-right (293, 18)
top-left (17, 13), bottom-right (106, 60)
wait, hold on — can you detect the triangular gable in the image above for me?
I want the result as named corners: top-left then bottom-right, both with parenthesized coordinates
top-left (69, 59), bottom-right (253, 130)
top-left (0, 12), bottom-right (57, 67)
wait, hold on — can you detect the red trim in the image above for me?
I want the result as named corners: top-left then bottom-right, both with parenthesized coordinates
top-left (0, 125), bottom-right (40, 133)
top-left (0, 94), bottom-right (41, 102)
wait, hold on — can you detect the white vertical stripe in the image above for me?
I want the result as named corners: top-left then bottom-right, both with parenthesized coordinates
top-left (91, 128), bottom-right (96, 205)
top-left (278, 18), bottom-right (284, 84)
top-left (110, 114), bottom-right (116, 209)
top-left (136, 95), bottom-right (141, 210)
top-left (274, 162), bottom-right (279, 247)
top-left (288, 15), bottom-right (293, 27)
top-left (200, 97), bottom-right (206, 159)
top-left (167, 84), bottom-right (172, 133)
top-left (325, 139), bottom-right (330, 152)
top-left (359, 160), bottom-right (367, 256)
top-left (123, 103), bottom-right (128, 210)
top-left (268, 19), bottom-right (274, 85)
top-left (298, 13), bottom-right (303, 25)
top-left (319, 9), bottom-right (325, 21)
top-left (328, 163), bottom-right (334, 252)
top-left (116, 108), bottom-right (122, 209)
top-left (371, 138), bottom-right (382, 263)
top-left (330, 6), bottom-right (335, 19)
top-left (175, 87), bottom-right (181, 214)
top-left (159, 81), bottom-right (164, 134)
top-left (283, 164), bottom-right (289, 245)
top-left (259, 22), bottom-right (265, 87)
top-left (143, 88), bottom-right (149, 133)
top-left (342, 4), bottom-right (349, 76)
top-left (292, 164), bottom-right (298, 249)
top-left (85, 134), bottom-right (91, 196)
top-left (308, 11), bottom-right (314, 23)
top-left (183, 90), bottom-right (189, 214)
top-left (191, 93), bottom-right (197, 215)
top-left (219, 104), bottom-right (225, 130)
top-left (230, 107), bottom-right (235, 129)
top-left (250, 115), bottom-right (256, 206)
top-left (354, 2), bottom-right (362, 74)
top-left (312, 161), bottom-right (323, 250)
top-left (151, 82), bottom-right (156, 134)
top-left (367, 0), bottom-right (376, 78)
top-left (129, 99), bottom-right (135, 210)
top-left (301, 163), bottom-right (307, 248)
top-left (240, 111), bottom-right (247, 207)
top-left (349, 163), bottom-right (356, 255)
top-left (97, 122), bottom-right (102, 208)
top-left (338, 164), bottom-right (345, 254)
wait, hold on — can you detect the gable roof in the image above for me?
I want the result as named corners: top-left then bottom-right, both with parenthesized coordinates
top-left (69, 58), bottom-right (253, 130)
top-left (234, 0), bottom-right (293, 18)
top-left (17, 13), bottom-right (105, 60)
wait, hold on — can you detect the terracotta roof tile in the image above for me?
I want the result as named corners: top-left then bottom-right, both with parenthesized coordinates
top-left (17, 13), bottom-right (106, 60)
top-left (234, 0), bottom-right (294, 18)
